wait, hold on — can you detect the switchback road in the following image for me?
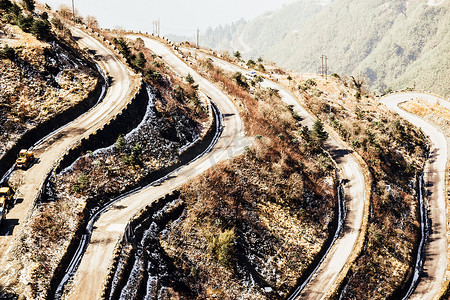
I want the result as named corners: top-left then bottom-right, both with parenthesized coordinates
top-left (0, 25), bottom-right (139, 289)
top-left (65, 36), bottom-right (250, 300)
top-left (382, 92), bottom-right (449, 300)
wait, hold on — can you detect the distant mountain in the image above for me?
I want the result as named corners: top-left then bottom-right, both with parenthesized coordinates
top-left (201, 0), bottom-right (450, 97)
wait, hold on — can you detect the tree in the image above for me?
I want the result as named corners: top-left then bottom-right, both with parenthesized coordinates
top-left (134, 37), bottom-right (145, 50)
top-left (30, 19), bottom-right (51, 40)
top-left (233, 72), bottom-right (248, 88)
top-left (311, 119), bottom-right (328, 147)
top-left (287, 75), bottom-right (293, 85)
top-left (257, 57), bottom-right (263, 63)
top-left (133, 51), bottom-right (146, 69)
top-left (22, 0), bottom-right (34, 12)
top-left (257, 63), bottom-right (265, 72)
top-left (130, 142), bottom-right (142, 165)
top-left (246, 59), bottom-right (255, 68)
top-left (0, 0), bottom-right (13, 10)
top-left (350, 73), bottom-right (367, 92)
top-left (86, 15), bottom-right (98, 29)
top-left (233, 50), bottom-right (241, 60)
top-left (113, 37), bottom-right (131, 59)
top-left (115, 135), bottom-right (125, 150)
top-left (185, 73), bottom-right (195, 85)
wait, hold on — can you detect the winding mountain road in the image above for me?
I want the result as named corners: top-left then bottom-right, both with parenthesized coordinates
top-left (65, 36), bottom-right (250, 300)
top-left (0, 25), bottom-right (139, 287)
top-left (189, 51), bottom-right (368, 299)
top-left (382, 92), bottom-right (449, 300)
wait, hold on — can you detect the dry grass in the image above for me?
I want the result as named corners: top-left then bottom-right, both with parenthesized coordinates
top-left (158, 61), bottom-right (338, 298)
top-left (400, 100), bottom-right (450, 133)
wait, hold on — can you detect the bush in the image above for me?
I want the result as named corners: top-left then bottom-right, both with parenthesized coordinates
top-left (0, 44), bottom-right (15, 60)
top-left (16, 13), bottom-right (33, 32)
top-left (306, 78), bottom-right (317, 86)
top-left (211, 228), bottom-right (235, 267)
top-left (22, 0), bottom-right (34, 12)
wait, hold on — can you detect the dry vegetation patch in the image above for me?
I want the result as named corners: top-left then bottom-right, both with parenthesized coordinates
top-left (149, 60), bottom-right (338, 298)
top-left (400, 99), bottom-right (450, 134)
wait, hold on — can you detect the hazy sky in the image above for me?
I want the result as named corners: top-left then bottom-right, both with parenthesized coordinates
top-left (39, 0), bottom-right (297, 36)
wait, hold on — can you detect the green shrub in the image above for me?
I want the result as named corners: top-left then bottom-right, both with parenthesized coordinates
top-left (185, 73), bottom-right (195, 85)
top-left (212, 228), bottom-right (235, 267)
top-left (30, 19), bottom-right (51, 40)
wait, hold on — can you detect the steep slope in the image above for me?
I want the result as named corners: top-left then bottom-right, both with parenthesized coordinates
top-left (201, 0), bottom-right (450, 97)
top-left (0, 10), bottom-right (99, 166)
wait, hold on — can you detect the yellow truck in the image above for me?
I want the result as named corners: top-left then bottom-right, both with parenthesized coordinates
top-left (0, 187), bottom-right (14, 208)
top-left (16, 149), bottom-right (34, 169)
top-left (0, 187), bottom-right (14, 225)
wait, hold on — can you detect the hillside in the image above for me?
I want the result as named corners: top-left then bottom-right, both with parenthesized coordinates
top-left (201, 0), bottom-right (450, 97)
top-left (0, 1), bottom-right (99, 162)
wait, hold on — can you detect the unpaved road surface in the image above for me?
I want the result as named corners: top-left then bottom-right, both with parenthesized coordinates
top-left (382, 93), bottom-right (449, 300)
top-left (0, 26), bottom-right (139, 284)
top-left (191, 52), bottom-right (367, 299)
top-left (65, 36), bottom-right (250, 300)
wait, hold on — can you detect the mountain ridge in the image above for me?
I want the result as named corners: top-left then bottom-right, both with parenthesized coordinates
top-left (200, 0), bottom-right (450, 97)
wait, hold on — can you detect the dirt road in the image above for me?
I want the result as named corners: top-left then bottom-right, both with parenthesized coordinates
top-left (0, 25), bottom-right (139, 285)
top-left (65, 36), bottom-right (250, 300)
top-left (382, 92), bottom-right (449, 300)
top-left (189, 52), bottom-right (367, 299)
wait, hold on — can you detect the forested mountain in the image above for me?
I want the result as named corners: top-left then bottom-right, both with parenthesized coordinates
top-left (200, 0), bottom-right (450, 97)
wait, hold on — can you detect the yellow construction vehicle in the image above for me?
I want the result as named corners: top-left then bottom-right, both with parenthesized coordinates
top-left (0, 187), bottom-right (14, 226)
top-left (0, 187), bottom-right (14, 209)
top-left (16, 149), bottom-right (34, 169)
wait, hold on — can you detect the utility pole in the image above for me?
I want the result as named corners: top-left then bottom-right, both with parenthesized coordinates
top-left (153, 19), bottom-right (160, 36)
top-left (196, 28), bottom-right (200, 49)
top-left (72, 0), bottom-right (75, 21)
top-left (321, 54), bottom-right (328, 78)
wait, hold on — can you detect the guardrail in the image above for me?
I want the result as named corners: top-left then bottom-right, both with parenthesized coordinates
top-left (100, 190), bottom-right (181, 299)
